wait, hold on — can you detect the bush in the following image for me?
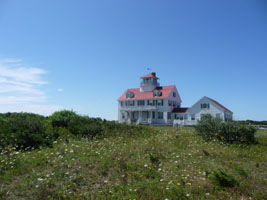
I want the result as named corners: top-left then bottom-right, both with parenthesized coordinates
top-left (195, 114), bottom-right (256, 144)
top-left (210, 170), bottom-right (238, 188)
top-left (68, 115), bottom-right (103, 138)
top-left (48, 110), bottom-right (78, 129)
top-left (48, 110), bottom-right (103, 138)
top-left (0, 113), bottom-right (52, 149)
top-left (194, 114), bottom-right (222, 140)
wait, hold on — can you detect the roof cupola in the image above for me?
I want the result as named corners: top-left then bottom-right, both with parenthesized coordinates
top-left (140, 72), bottom-right (160, 92)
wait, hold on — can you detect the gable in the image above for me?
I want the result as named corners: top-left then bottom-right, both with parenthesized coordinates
top-left (206, 97), bottom-right (232, 113)
top-left (188, 96), bottom-right (232, 114)
top-left (167, 86), bottom-right (182, 103)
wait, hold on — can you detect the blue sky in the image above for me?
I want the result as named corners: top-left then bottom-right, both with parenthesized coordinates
top-left (0, 0), bottom-right (266, 120)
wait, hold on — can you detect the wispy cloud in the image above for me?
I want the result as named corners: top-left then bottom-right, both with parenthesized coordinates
top-left (57, 88), bottom-right (63, 92)
top-left (0, 58), bottom-right (62, 115)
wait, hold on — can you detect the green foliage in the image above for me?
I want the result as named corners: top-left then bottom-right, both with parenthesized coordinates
top-left (49, 110), bottom-right (103, 138)
top-left (195, 114), bottom-right (256, 144)
top-left (210, 170), bottom-right (238, 188)
top-left (69, 115), bottom-right (103, 138)
top-left (194, 114), bottom-right (222, 140)
top-left (0, 110), bottom-right (153, 150)
top-left (48, 110), bottom-right (78, 128)
top-left (235, 166), bottom-right (249, 178)
top-left (0, 113), bottom-right (52, 149)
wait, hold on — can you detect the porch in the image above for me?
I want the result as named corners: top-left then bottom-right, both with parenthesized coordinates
top-left (121, 110), bottom-right (154, 125)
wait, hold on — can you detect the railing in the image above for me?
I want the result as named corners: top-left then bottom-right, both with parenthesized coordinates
top-left (137, 118), bottom-right (152, 125)
top-left (120, 106), bottom-right (157, 111)
top-left (173, 119), bottom-right (197, 126)
top-left (140, 82), bottom-right (160, 87)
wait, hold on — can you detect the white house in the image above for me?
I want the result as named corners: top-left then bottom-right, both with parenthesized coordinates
top-left (172, 96), bottom-right (233, 126)
top-left (118, 72), bottom-right (233, 125)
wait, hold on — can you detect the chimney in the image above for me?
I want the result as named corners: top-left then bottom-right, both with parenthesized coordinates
top-left (151, 72), bottom-right (156, 77)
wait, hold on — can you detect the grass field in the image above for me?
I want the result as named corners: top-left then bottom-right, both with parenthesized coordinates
top-left (0, 127), bottom-right (267, 200)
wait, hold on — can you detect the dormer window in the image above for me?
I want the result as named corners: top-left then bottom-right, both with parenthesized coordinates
top-left (153, 89), bottom-right (162, 97)
top-left (173, 92), bottom-right (176, 97)
top-left (126, 91), bottom-right (134, 98)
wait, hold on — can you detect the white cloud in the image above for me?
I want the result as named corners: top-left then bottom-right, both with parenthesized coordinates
top-left (0, 58), bottom-right (62, 116)
top-left (57, 88), bottom-right (63, 92)
top-left (0, 104), bottom-right (62, 116)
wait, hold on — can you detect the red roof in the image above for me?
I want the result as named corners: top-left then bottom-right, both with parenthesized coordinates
top-left (206, 97), bottom-right (233, 113)
top-left (141, 72), bottom-right (159, 79)
top-left (118, 85), bottom-right (175, 101)
top-left (172, 107), bottom-right (189, 113)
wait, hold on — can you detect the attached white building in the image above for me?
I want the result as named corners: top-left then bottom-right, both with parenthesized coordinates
top-left (173, 96), bottom-right (233, 126)
top-left (118, 72), bottom-right (233, 125)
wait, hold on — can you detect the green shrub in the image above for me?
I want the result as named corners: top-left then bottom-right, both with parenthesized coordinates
top-left (194, 114), bottom-right (221, 140)
top-left (219, 122), bottom-right (256, 144)
top-left (48, 110), bottom-right (78, 129)
top-left (68, 115), bottom-right (103, 138)
top-left (49, 110), bottom-right (103, 138)
top-left (195, 114), bottom-right (256, 144)
top-left (210, 169), bottom-right (238, 188)
top-left (0, 113), bottom-right (52, 149)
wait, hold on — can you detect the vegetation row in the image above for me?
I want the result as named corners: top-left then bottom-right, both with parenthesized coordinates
top-left (0, 110), bottom-right (153, 150)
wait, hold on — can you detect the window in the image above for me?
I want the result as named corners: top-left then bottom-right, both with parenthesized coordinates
top-left (201, 103), bottom-right (210, 109)
top-left (173, 92), bottom-right (176, 97)
top-left (168, 100), bottom-right (172, 106)
top-left (216, 113), bottom-right (221, 118)
top-left (152, 111), bottom-right (155, 119)
top-left (153, 89), bottom-right (162, 97)
top-left (184, 114), bottom-right (188, 120)
top-left (121, 101), bottom-right (123, 106)
top-left (126, 91), bottom-right (134, 98)
top-left (147, 100), bottom-right (153, 106)
top-left (127, 101), bottom-right (135, 106)
top-left (167, 112), bottom-right (171, 119)
top-left (191, 114), bottom-right (195, 120)
top-left (173, 101), bottom-right (176, 107)
top-left (137, 100), bottom-right (145, 106)
top-left (158, 112), bottom-right (163, 119)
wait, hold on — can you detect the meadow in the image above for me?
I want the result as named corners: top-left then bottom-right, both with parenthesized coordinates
top-left (0, 125), bottom-right (267, 200)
